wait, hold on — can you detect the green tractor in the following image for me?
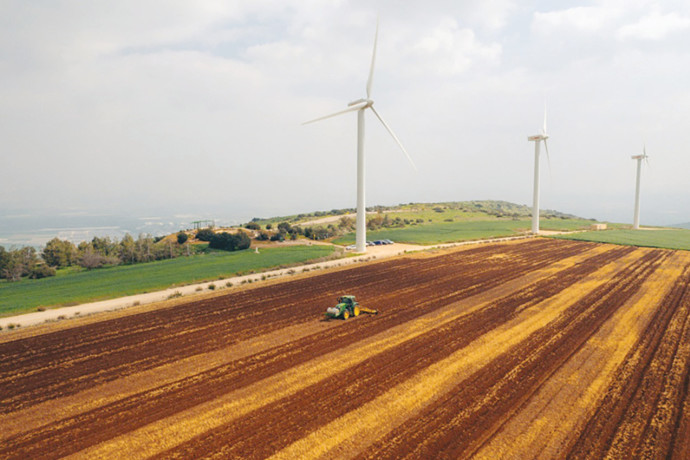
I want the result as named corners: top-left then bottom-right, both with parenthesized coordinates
top-left (325, 295), bottom-right (378, 320)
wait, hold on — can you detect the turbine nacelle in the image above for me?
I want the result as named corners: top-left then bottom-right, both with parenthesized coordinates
top-left (527, 134), bottom-right (548, 142)
top-left (348, 98), bottom-right (374, 108)
top-left (631, 154), bottom-right (648, 160)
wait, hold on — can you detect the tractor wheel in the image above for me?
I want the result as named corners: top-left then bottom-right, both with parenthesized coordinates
top-left (342, 310), bottom-right (350, 320)
top-left (353, 306), bottom-right (360, 317)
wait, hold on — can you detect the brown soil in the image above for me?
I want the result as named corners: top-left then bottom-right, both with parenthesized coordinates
top-left (0, 239), bottom-right (688, 459)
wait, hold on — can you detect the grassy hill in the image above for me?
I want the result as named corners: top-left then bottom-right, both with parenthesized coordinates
top-left (251, 200), bottom-right (600, 246)
top-left (248, 200), bottom-right (586, 227)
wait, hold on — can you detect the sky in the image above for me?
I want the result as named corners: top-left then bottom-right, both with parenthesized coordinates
top-left (1, 0), bottom-right (689, 229)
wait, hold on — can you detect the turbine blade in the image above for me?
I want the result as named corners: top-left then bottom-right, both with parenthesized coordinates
top-left (543, 139), bottom-right (552, 174)
top-left (370, 106), bottom-right (417, 170)
top-left (366, 17), bottom-right (379, 99)
top-left (302, 102), bottom-right (367, 125)
top-left (542, 105), bottom-right (548, 135)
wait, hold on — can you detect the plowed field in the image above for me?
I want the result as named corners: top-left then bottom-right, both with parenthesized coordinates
top-left (1, 238), bottom-right (690, 459)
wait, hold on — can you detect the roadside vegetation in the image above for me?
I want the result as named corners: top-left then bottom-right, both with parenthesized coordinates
top-left (551, 228), bottom-right (690, 251)
top-left (0, 245), bottom-right (334, 317)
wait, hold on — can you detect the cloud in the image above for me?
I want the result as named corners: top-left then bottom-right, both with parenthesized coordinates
top-left (616, 9), bottom-right (690, 40)
top-left (410, 18), bottom-right (501, 76)
top-left (532, 6), bottom-right (621, 34)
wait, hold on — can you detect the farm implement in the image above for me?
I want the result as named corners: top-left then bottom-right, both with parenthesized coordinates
top-left (325, 295), bottom-right (378, 320)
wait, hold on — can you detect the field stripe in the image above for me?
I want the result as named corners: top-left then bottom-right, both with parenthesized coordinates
top-left (268, 248), bottom-right (647, 459)
top-left (63, 244), bottom-right (610, 459)
top-left (471, 250), bottom-right (689, 459)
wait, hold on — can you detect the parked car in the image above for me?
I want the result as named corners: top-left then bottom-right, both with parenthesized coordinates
top-left (345, 244), bottom-right (356, 250)
top-left (383, 239), bottom-right (394, 244)
top-left (373, 240), bottom-right (385, 245)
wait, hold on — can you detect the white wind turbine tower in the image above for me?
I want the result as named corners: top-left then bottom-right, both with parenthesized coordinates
top-left (527, 109), bottom-right (550, 234)
top-left (631, 146), bottom-right (649, 230)
top-left (304, 19), bottom-right (416, 253)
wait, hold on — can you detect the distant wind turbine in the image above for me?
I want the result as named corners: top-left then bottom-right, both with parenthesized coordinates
top-left (303, 19), bottom-right (416, 253)
top-left (631, 146), bottom-right (649, 230)
top-left (527, 108), bottom-right (550, 234)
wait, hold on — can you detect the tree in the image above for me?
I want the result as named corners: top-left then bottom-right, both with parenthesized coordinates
top-left (136, 234), bottom-right (155, 262)
top-left (119, 234), bottom-right (137, 264)
top-left (1, 247), bottom-right (38, 281)
top-left (42, 238), bottom-right (77, 268)
top-left (177, 232), bottom-right (188, 244)
top-left (0, 246), bottom-right (9, 276)
top-left (91, 236), bottom-right (117, 256)
top-left (244, 222), bottom-right (261, 231)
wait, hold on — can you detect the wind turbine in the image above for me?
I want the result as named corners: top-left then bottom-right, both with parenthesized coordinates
top-left (303, 19), bottom-right (416, 253)
top-left (631, 146), bottom-right (649, 230)
top-left (527, 108), bottom-right (550, 234)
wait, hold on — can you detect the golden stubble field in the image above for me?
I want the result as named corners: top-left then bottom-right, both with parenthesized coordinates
top-left (1, 238), bottom-right (689, 459)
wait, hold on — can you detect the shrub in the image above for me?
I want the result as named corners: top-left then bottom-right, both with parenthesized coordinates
top-left (29, 264), bottom-right (56, 279)
top-left (196, 228), bottom-right (215, 242)
top-left (167, 291), bottom-right (183, 299)
top-left (177, 232), bottom-right (189, 244)
top-left (244, 222), bottom-right (261, 230)
top-left (226, 281), bottom-right (233, 287)
top-left (209, 232), bottom-right (251, 251)
top-left (208, 284), bottom-right (216, 290)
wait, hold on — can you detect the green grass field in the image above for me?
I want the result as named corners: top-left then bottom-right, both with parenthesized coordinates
top-left (0, 245), bottom-right (334, 317)
top-left (333, 218), bottom-right (595, 245)
top-left (551, 228), bottom-right (690, 251)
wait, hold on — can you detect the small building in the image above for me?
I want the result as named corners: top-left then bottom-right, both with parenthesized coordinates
top-left (590, 223), bottom-right (607, 231)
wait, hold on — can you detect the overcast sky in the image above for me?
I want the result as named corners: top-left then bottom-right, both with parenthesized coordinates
top-left (1, 0), bottom-right (689, 226)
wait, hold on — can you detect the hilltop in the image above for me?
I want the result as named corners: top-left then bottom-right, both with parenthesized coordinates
top-left (248, 200), bottom-right (588, 228)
